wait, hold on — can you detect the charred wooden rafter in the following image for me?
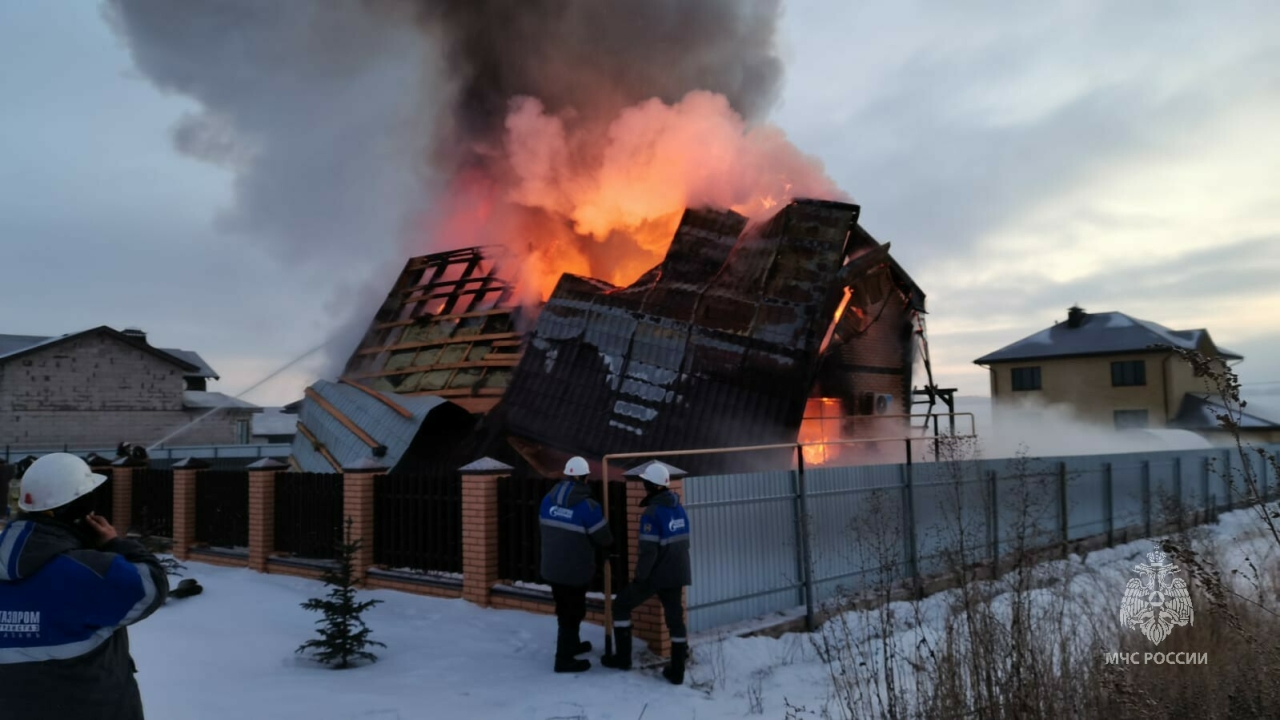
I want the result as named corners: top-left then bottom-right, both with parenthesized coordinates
top-left (340, 246), bottom-right (526, 413)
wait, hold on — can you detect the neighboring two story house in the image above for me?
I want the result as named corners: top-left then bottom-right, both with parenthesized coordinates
top-left (0, 326), bottom-right (258, 450)
top-left (974, 306), bottom-right (1280, 443)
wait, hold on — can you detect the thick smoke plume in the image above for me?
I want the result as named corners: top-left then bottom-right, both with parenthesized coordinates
top-left (413, 0), bottom-right (844, 297)
top-left (415, 0), bottom-right (786, 148)
top-left (107, 0), bottom-right (843, 310)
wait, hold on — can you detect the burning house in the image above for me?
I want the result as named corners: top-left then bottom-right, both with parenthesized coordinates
top-left (324, 198), bottom-right (933, 474)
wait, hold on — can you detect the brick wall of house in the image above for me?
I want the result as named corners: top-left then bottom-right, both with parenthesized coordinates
top-left (0, 332), bottom-right (246, 448)
top-left (822, 293), bottom-right (914, 418)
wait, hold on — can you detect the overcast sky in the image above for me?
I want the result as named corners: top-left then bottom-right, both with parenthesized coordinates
top-left (2, 1), bottom-right (1278, 407)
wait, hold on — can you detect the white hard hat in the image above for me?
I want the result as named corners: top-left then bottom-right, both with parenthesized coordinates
top-left (563, 456), bottom-right (590, 477)
top-left (19, 453), bottom-right (108, 512)
top-left (639, 463), bottom-right (670, 487)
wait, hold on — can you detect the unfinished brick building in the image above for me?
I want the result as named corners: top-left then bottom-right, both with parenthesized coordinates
top-left (0, 326), bottom-right (254, 450)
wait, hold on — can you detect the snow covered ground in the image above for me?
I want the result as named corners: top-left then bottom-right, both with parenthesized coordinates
top-left (132, 504), bottom-right (1278, 720)
top-left (134, 563), bottom-right (826, 720)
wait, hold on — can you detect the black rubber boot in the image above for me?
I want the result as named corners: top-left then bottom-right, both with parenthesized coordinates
top-left (554, 655), bottom-right (591, 673)
top-left (555, 632), bottom-right (591, 672)
top-left (662, 641), bottom-right (687, 685)
top-left (600, 627), bottom-right (632, 670)
top-left (573, 640), bottom-right (592, 656)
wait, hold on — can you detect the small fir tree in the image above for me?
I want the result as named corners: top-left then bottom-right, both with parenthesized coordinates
top-left (296, 517), bottom-right (385, 668)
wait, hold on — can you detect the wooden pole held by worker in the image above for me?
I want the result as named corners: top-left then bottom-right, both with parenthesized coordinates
top-left (602, 458), bottom-right (614, 659)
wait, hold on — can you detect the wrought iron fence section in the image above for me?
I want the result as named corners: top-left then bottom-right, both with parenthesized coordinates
top-left (194, 470), bottom-right (249, 549)
top-left (130, 468), bottom-right (174, 538)
top-left (373, 467), bottom-right (462, 574)
top-left (275, 473), bottom-right (344, 560)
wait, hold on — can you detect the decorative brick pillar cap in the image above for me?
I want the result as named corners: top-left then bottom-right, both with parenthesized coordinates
top-left (246, 457), bottom-right (289, 471)
top-left (84, 453), bottom-right (114, 469)
top-left (458, 457), bottom-right (513, 475)
top-left (622, 460), bottom-right (689, 480)
top-left (171, 457), bottom-right (211, 470)
top-left (343, 456), bottom-right (387, 473)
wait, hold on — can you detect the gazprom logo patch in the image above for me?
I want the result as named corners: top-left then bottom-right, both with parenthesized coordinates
top-left (549, 507), bottom-right (574, 520)
top-left (668, 518), bottom-right (686, 533)
top-left (0, 610), bottom-right (41, 637)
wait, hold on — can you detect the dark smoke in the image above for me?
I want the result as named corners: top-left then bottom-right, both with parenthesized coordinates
top-left (104, 0), bottom-right (788, 372)
top-left (103, 0), bottom-right (442, 266)
top-left (415, 0), bottom-right (784, 160)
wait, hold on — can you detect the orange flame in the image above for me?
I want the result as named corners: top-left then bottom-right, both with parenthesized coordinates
top-left (799, 398), bottom-right (844, 466)
top-left (422, 90), bottom-right (846, 302)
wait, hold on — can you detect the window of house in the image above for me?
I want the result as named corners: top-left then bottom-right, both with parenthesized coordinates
top-left (1114, 409), bottom-right (1149, 429)
top-left (1011, 366), bottom-right (1042, 391)
top-left (235, 419), bottom-right (250, 444)
top-left (1111, 360), bottom-right (1146, 387)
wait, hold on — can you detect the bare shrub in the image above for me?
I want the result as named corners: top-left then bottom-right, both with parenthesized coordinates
top-left (808, 351), bottom-right (1280, 718)
top-left (745, 669), bottom-right (766, 714)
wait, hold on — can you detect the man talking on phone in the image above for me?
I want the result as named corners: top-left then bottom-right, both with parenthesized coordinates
top-left (0, 453), bottom-right (169, 720)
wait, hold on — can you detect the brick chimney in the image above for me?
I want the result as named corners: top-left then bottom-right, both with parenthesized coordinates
top-left (121, 327), bottom-right (148, 344)
top-left (1066, 305), bottom-right (1087, 329)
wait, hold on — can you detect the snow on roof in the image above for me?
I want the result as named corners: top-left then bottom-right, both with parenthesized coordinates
top-left (159, 348), bottom-right (219, 379)
top-left (623, 459), bottom-right (689, 478)
top-left (0, 330), bottom-right (218, 378)
top-left (974, 311), bottom-right (1243, 364)
top-left (458, 457), bottom-right (514, 473)
top-left (0, 334), bottom-right (52, 358)
top-left (252, 408), bottom-right (299, 437)
top-left (182, 391), bottom-right (259, 410)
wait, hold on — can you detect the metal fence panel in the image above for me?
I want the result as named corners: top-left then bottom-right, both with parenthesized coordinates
top-left (685, 470), bottom-right (799, 633)
top-left (807, 463), bottom-right (910, 603)
top-left (131, 468), bottom-right (173, 538)
top-left (374, 468), bottom-right (462, 574)
top-left (90, 475), bottom-right (114, 524)
top-left (682, 443), bottom-right (1280, 636)
top-left (275, 473), bottom-right (344, 560)
top-left (1064, 457), bottom-right (1106, 540)
top-left (1109, 455), bottom-right (1148, 541)
top-left (911, 460), bottom-right (992, 579)
top-left (194, 471), bottom-right (249, 549)
top-left (985, 457), bottom-right (1062, 556)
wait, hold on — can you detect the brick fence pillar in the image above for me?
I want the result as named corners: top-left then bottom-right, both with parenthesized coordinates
top-left (342, 457), bottom-right (386, 583)
top-left (103, 457), bottom-right (134, 537)
top-left (459, 457), bottom-right (513, 607)
top-left (247, 458), bottom-right (287, 573)
top-left (624, 472), bottom-right (688, 660)
top-left (170, 457), bottom-right (208, 561)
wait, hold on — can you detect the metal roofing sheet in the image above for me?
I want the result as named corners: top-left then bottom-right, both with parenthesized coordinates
top-left (1173, 393), bottom-right (1280, 430)
top-left (498, 200), bottom-right (862, 472)
top-left (252, 408), bottom-right (299, 437)
top-left (975, 312), bottom-right (1244, 364)
top-left (0, 334), bottom-right (50, 358)
top-left (290, 380), bottom-right (453, 473)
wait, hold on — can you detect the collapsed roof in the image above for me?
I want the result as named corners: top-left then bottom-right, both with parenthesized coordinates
top-left (342, 247), bottom-right (523, 415)
top-left (497, 200), bottom-right (923, 467)
top-left (338, 199), bottom-right (926, 473)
